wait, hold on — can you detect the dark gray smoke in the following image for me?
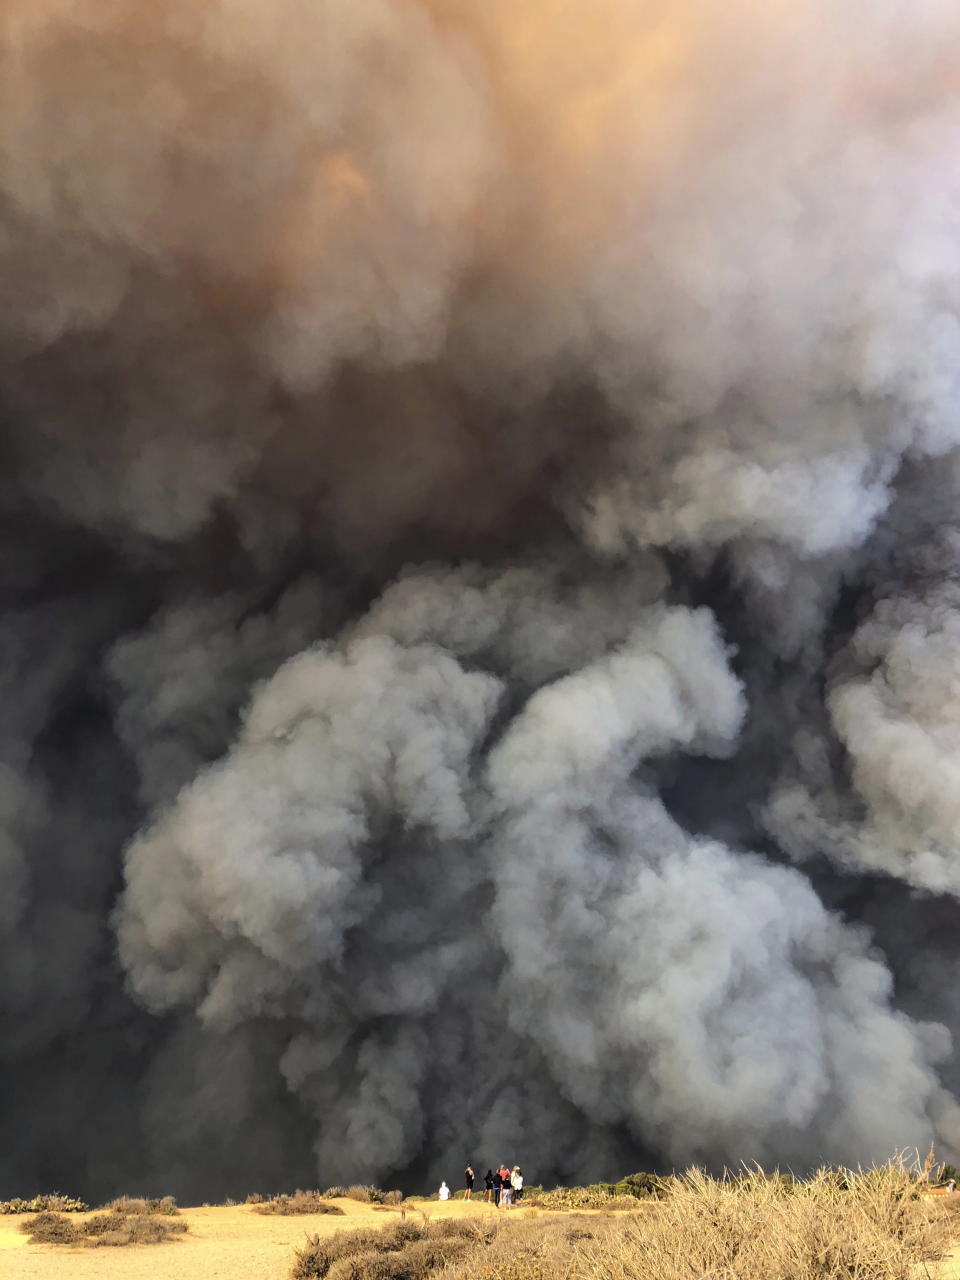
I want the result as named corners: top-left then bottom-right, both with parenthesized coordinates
top-left (4, 0), bottom-right (960, 1201)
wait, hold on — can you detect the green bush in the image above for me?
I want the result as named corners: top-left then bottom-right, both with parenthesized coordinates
top-left (615, 1172), bottom-right (670, 1199)
top-left (0, 1194), bottom-right (88, 1214)
top-left (525, 1184), bottom-right (642, 1211)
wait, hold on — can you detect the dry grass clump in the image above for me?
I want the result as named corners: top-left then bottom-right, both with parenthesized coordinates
top-left (0, 1194), bottom-right (88, 1214)
top-left (566, 1163), bottom-right (954, 1280)
top-left (254, 1190), bottom-right (346, 1216)
top-left (291, 1217), bottom-right (491, 1279)
top-left (20, 1205), bottom-right (189, 1248)
top-left (106, 1195), bottom-right (180, 1216)
top-left (436, 1215), bottom-right (598, 1280)
top-left (81, 1211), bottom-right (189, 1246)
top-left (19, 1211), bottom-right (84, 1244)
top-left (344, 1185), bottom-right (385, 1204)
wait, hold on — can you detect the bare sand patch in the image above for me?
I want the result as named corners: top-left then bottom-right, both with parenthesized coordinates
top-left (937, 1245), bottom-right (960, 1279)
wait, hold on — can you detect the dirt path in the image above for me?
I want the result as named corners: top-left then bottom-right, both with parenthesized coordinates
top-left (0, 1197), bottom-right (504, 1280)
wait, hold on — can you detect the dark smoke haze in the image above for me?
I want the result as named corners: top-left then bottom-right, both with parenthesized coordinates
top-left (3, 0), bottom-right (960, 1201)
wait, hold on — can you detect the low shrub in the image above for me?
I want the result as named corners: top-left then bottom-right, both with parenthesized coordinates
top-left (436, 1215), bottom-right (597, 1280)
top-left (20, 1207), bottom-right (189, 1247)
top-left (345, 1185), bottom-right (385, 1204)
top-left (328, 1237), bottom-right (471, 1280)
top-left (20, 1211), bottom-right (82, 1244)
top-left (293, 1220), bottom-right (424, 1278)
top-left (246, 1192), bottom-right (264, 1204)
top-left (291, 1217), bottom-right (488, 1280)
top-left (254, 1191), bottom-right (345, 1216)
top-left (106, 1196), bottom-right (180, 1216)
top-left (0, 1194), bottom-right (88, 1214)
top-left (82, 1212), bottom-right (189, 1246)
top-left (614, 1172), bottom-right (669, 1200)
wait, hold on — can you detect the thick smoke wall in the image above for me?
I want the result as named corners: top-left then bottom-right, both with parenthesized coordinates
top-left (3, 0), bottom-right (960, 1199)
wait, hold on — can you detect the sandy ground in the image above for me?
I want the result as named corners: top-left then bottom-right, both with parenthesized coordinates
top-left (3, 1196), bottom-right (959, 1280)
top-left (0, 1196), bottom-right (510, 1280)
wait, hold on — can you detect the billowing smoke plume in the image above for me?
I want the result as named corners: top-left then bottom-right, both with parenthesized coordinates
top-left (3, 0), bottom-right (960, 1199)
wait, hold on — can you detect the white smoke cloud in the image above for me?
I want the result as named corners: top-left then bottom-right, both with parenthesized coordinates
top-left (768, 581), bottom-right (960, 899)
top-left (486, 610), bottom-right (958, 1166)
top-left (115, 582), bottom-right (960, 1181)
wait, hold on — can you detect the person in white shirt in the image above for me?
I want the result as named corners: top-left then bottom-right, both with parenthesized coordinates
top-left (438, 1181), bottom-right (450, 1201)
top-left (511, 1166), bottom-right (523, 1203)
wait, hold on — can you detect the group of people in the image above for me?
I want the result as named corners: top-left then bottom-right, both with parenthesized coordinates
top-left (449, 1163), bottom-right (522, 1206)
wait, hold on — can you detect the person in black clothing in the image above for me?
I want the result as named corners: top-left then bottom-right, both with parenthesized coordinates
top-left (484, 1169), bottom-right (495, 1203)
top-left (464, 1164), bottom-right (475, 1201)
top-left (492, 1168), bottom-right (503, 1206)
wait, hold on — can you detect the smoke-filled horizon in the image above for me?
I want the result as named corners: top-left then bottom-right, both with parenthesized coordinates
top-left (4, 0), bottom-right (960, 1200)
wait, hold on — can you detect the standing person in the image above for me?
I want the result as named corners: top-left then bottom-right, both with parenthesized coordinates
top-left (484, 1169), bottom-right (495, 1203)
top-left (464, 1164), bottom-right (475, 1201)
top-left (498, 1164), bottom-right (512, 1208)
top-left (492, 1167), bottom-right (502, 1207)
top-left (511, 1166), bottom-right (523, 1204)
top-left (438, 1181), bottom-right (450, 1201)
